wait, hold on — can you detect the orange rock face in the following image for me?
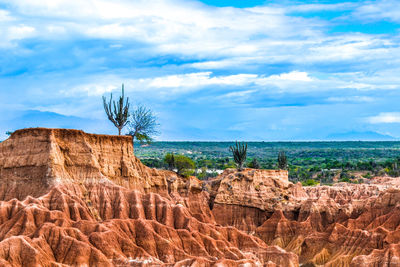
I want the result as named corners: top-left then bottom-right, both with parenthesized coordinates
top-left (0, 128), bottom-right (298, 266)
top-left (2, 128), bottom-right (400, 266)
top-left (0, 128), bottom-right (180, 201)
top-left (209, 169), bottom-right (400, 266)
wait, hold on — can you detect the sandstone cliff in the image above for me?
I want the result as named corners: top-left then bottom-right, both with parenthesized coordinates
top-left (0, 128), bottom-right (183, 201)
top-left (208, 169), bottom-right (400, 266)
top-left (2, 128), bottom-right (400, 266)
top-left (0, 128), bottom-right (298, 266)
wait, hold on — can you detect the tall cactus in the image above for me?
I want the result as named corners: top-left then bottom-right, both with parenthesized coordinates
top-left (278, 151), bottom-right (288, 170)
top-left (229, 141), bottom-right (247, 171)
top-left (103, 84), bottom-right (130, 135)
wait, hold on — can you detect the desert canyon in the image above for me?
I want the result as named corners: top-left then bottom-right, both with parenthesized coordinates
top-left (1, 128), bottom-right (400, 266)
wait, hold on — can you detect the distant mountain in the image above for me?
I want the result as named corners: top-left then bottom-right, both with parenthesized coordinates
top-left (1, 110), bottom-right (111, 135)
top-left (19, 110), bottom-right (88, 128)
top-left (326, 131), bottom-right (396, 141)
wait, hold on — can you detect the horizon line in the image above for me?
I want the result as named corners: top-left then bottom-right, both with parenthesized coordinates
top-left (141, 139), bottom-right (400, 142)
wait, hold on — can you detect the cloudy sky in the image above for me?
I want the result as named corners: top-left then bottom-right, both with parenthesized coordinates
top-left (0, 0), bottom-right (400, 140)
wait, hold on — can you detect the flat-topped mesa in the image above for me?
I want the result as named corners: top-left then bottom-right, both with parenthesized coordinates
top-left (0, 128), bottom-right (179, 200)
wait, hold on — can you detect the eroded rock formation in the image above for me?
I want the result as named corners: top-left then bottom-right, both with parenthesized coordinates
top-left (0, 128), bottom-right (297, 266)
top-left (2, 128), bottom-right (400, 266)
top-left (209, 169), bottom-right (400, 266)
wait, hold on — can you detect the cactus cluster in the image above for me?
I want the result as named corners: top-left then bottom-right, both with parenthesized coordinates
top-left (229, 141), bottom-right (247, 171)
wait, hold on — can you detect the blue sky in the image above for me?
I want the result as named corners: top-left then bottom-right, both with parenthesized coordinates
top-left (0, 0), bottom-right (400, 140)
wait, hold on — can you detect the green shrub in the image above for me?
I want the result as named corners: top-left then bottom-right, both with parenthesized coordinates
top-left (301, 179), bottom-right (319, 186)
top-left (362, 172), bottom-right (372, 179)
top-left (223, 161), bottom-right (237, 169)
top-left (197, 167), bottom-right (207, 180)
top-left (339, 177), bottom-right (350, 183)
top-left (248, 158), bottom-right (260, 169)
top-left (164, 153), bottom-right (175, 170)
top-left (174, 154), bottom-right (195, 177)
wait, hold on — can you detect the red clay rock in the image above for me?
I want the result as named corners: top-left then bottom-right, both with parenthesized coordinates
top-left (209, 166), bottom-right (400, 266)
top-left (4, 127), bottom-right (400, 266)
top-left (0, 128), bottom-right (298, 266)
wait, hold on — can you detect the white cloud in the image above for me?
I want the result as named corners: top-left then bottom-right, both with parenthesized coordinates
top-left (63, 83), bottom-right (117, 96)
top-left (0, 24), bottom-right (36, 47)
top-left (339, 82), bottom-right (376, 90)
top-left (285, 3), bottom-right (355, 13)
top-left (63, 72), bottom-right (260, 97)
top-left (63, 71), bottom-right (318, 97)
top-left (334, 68), bottom-right (400, 91)
top-left (0, 9), bottom-right (13, 21)
top-left (189, 59), bottom-right (241, 69)
top-left (264, 71), bottom-right (313, 82)
top-left (0, 0), bottom-right (322, 56)
top-left (367, 112), bottom-right (400, 124)
top-left (45, 25), bottom-right (66, 34)
top-left (64, 68), bottom-right (400, 100)
top-left (327, 96), bottom-right (374, 103)
top-left (0, 0), bottom-right (399, 74)
top-left (353, 0), bottom-right (400, 22)
top-left (255, 71), bottom-right (314, 91)
top-left (2, 0), bottom-right (400, 109)
top-left (7, 25), bottom-right (35, 40)
top-left (303, 34), bottom-right (393, 63)
top-left (147, 72), bottom-right (258, 88)
top-left (223, 89), bottom-right (256, 99)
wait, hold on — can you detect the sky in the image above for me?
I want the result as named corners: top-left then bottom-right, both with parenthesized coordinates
top-left (0, 0), bottom-right (400, 141)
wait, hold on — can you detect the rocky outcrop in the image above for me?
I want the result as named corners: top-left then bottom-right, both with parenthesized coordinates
top-left (2, 128), bottom-right (400, 266)
top-left (0, 128), bottom-right (298, 266)
top-left (208, 168), bottom-right (307, 232)
top-left (209, 168), bottom-right (291, 210)
top-left (0, 128), bottom-right (184, 201)
top-left (209, 168), bottom-right (400, 266)
top-left (0, 181), bottom-right (301, 266)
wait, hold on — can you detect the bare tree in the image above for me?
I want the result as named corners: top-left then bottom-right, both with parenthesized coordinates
top-left (103, 84), bottom-right (130, 135)
top-left (127, 105), bottom-right (159, 149)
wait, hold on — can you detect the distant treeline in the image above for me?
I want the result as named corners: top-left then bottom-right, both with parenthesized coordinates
top-left (135, 141), bottom-right (400, 183)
